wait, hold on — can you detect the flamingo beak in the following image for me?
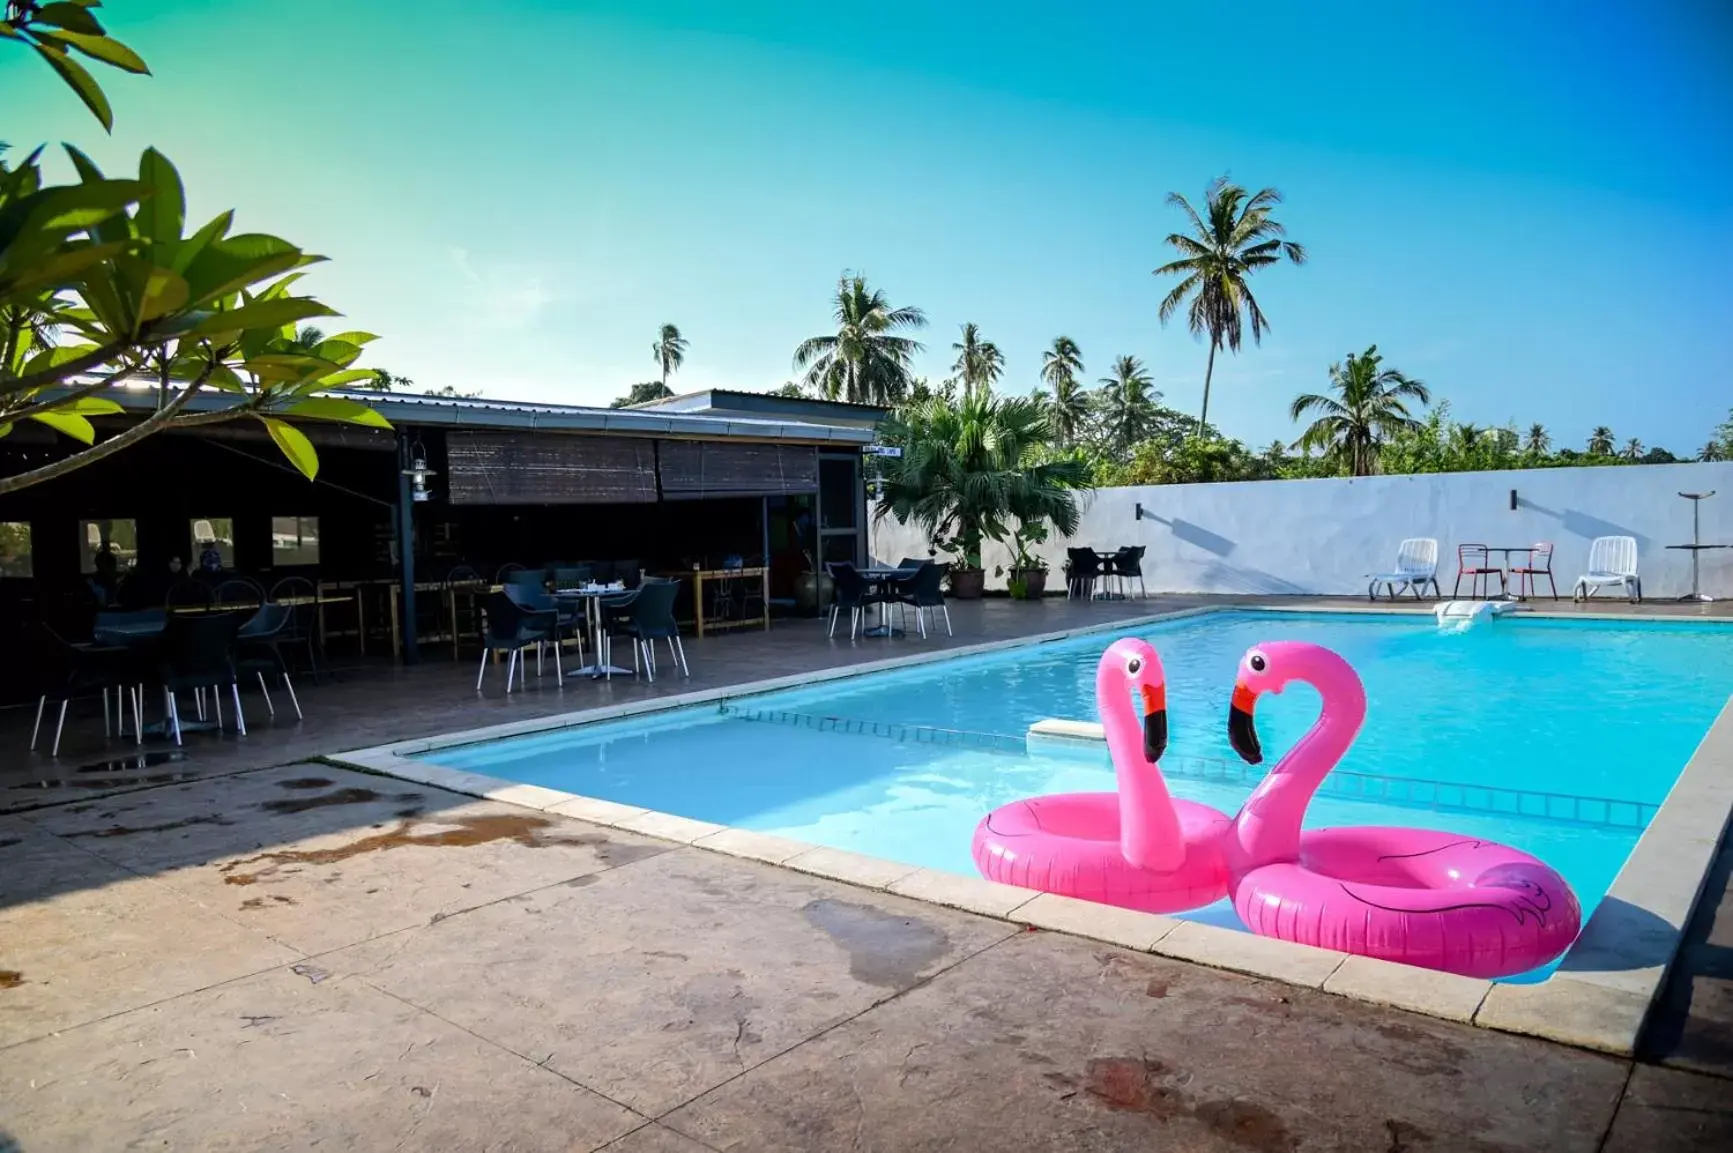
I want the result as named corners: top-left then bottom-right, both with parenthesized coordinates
top-left (1139, 682), bottom-right (1167, 764)
top-left (1228, 681), bottom-right (1263, 765)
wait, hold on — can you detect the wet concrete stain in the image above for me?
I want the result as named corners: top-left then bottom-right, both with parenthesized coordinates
top-left (0, 970), bottom-right (24, 989)
top-left (65, 813), bottom-right (234, 839)
top-left (1145, 978), bottom-right (1170, 998)
top-left (1366, 1020), bottom-right (1468, 1078)
top-left (220, 813), bottom-right (561, 885)
top-left (800, 899), bottom-right (949, 988)
top-left (74, 751), bottom-right (188, 774)
top-left (276, 777), bottom-right (334, 790)
top-left (240, 895), bottom-right (297, 910)
top-left (1063, 1057), bottom-right (1295, 1151)
top-left (565, 874), bottom-right (599, 888)
top-left (259, 787), bottom-right (383, 814)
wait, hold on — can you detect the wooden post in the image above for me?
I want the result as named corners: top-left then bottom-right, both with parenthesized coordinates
top-left (761, 567), bottom-right (770, 631)
top-left (694, 568), bottom-right (706, 638)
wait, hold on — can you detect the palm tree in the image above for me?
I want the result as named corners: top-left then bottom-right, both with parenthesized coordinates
top-left (1525, 423), bottom-right (1550, 454)
top-left (1587, 427), bottom-right (1615, 455)
top-left (1622, 437), bottom-right (1644, 460)
top-left (878, 390), bottom-right (1089, 572)
top-left (286, 325), bottom-right (325, 352)
top-left (1040, 336), bottom-right (1088, 446)
top-left (650, 324), bottom-right (687, 396)
top-left (363, 369), bottom-right (414, 391)
top-left (1097, 355), bottom-right (1159, 450)
top-left (1289, 345), bottom-right (1430, 476)
top-left (793, 274), bottom-right (927, 405)
top-left (949, 323), bottom-right (1004, 397)
top-left (1153, 176), bottom-right (1307, 434)
top-left (1700, 441), bottom-right (1727, 463)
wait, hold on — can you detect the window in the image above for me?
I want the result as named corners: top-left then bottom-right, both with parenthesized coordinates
top-left (191, 516), bottom-right (235, 571)
top-left (0, 522), bottom-right (31, 578)
top-left (818, 457), bottom-right (858, 530)
top-left (271, 516), bottom-right (320, 566)
top-left (80, 519), bottom-right (138, 573)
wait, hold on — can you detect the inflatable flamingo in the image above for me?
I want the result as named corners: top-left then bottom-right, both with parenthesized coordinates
top-left (1224, 641), bottom-right (1581, 978)
top-left (972, 637), bottom-right (1230, 913)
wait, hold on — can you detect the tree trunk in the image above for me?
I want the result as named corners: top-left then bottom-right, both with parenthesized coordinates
top-left (1198, 338), bottom-right (1219, 437)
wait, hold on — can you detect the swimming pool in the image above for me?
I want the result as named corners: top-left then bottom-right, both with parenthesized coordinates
top-left (415, 609), bottom-right (1733, 981)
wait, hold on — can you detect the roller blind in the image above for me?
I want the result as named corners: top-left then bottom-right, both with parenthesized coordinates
top-left (657, 441), bottom-right (820, 500)
top-left (445, 431), bottom-right (657, 505)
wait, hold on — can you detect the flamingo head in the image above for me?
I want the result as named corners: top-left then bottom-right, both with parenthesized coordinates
top-left (1228, 641), bottom-right (1363, 766)
top-left (1096, 637), bottom-right (1168, 764)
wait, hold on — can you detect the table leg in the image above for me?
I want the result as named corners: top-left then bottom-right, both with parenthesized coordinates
top-left (388, 585), bottom-right (401, 663)
top-left (357, 589), bottom-right (367, 657)
top-left (694, 571), bottom-right (707, 639)
top-left (449, 588), bottom-right (460, 660)
top-left (762, 569), bottom-right (771, 631)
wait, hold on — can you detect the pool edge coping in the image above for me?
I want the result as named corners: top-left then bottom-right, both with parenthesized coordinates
top-left (328, 601), bottom-right (1733, 1058)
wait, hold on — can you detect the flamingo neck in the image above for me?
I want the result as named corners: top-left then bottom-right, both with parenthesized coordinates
top-left (1098, 672), bottom-right (1185, 872)
top-left (1229, 662), bottom-right (1367, 869)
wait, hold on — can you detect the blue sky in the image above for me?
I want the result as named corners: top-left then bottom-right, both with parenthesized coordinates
top-left (7, 0), bottom-right (1732, 451)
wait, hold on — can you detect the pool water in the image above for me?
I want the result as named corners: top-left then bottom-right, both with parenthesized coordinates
top-left (419, 610), bottom-right (1733, 981)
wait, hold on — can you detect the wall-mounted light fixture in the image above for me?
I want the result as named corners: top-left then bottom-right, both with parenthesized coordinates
top-left (1509, 489), bottom-right (1518, 511)
top-left (401, 437), bottom-right (437, 503)
top-left (1135, 502), bottom-right (1146, 520)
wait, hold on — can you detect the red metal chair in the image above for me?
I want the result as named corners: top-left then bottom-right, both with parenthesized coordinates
top-left (1452, 543), bottom-right (1505, 600)
top-left (1510, 541), bottom-right (1558, 600)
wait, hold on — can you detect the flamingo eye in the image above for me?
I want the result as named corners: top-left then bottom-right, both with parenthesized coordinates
top-left (1126, 657), bottom-right (1142, 675)
top-left (1249, 652), bottom-right (1267, 673)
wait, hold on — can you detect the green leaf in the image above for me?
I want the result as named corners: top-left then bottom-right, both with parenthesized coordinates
top-left (34, 3), bottom-right (106, 35)
top-left (204, 362), bottom-right (247, 394)
top-left (135, 148), bottom-right (183, 245)
top-left (283, 397), bottom-right (392, 429)
top-left (182, 296), bottom-right (336, 338)
top-left (180, 233), bottom-right (306, 303)
top-left (44, 29), bottom-right (149, 74)
top-left (28, 410), bottom-right (96, 444)
top-left (20, 343), bottom-right (105, 377)
top-left (310, 339), bottom-right (361, 368)
top-left (49, 396), bottom-right (125, 415)
top-left (139, 267), bottom-right (190, 320)
top-left (310, 368), bottom-right (383, 388)
top-left (261, 417), bottom-right (318, 479)
top-left (242, 352), bottom-right (339, 383)
top-left (17, 178), bottom-right (142, 234)
top-left (32, 41), bottom-right (112, 132)
top-left (169, 210), bottom-right (232, 274)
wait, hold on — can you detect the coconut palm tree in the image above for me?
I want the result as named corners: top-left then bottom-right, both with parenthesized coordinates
top-left (1153, 176), bottom-right (1307, 434)
top-left (1097, 355), bottom-right (1159, 450)
top-left (650, 324), bottom-right (687, 396)
top-left (878, 390), bottom-right (1090, 573)
top-left (793, 274), bottom-right (927, 405)
top-left (1525, 423), bottom-right (1550, 454)
top-left (1700, 441), bottom-right (1727, 463)
top-left (950, 323), bottom-right (1004, 397)
top-left (1289, 345), bottom-right (1430, 476)
top-left (1040, 336), bottom-right (1088, 446)
top-left (1622, 437), bottom-right (1644, 460)
top-left (286, 325), bottom-right (325, 352)
top-left (1587, 427), bottom-right (1615, 455)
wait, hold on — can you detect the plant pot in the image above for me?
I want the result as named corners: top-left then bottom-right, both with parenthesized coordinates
top-left (794, 571), bottom-right (834, 615)
top-left (949, 567), bottom-right (986, 599)
top-left (1010, 568), bottom-right (1048, 599)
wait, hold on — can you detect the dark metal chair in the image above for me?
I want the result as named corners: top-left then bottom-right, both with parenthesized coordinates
top-left (29, 624), bottom-right (138, 756)
top-left (213, 577), bottom-right (265, 609)
top-left (894, 561), bottom-right (951, 637)
top-left (157, 612), bottom-right (247, 744)
top-left (827, 563), bottom-right (871, 641)
top-left (1112, 545), bottom-right (1148, 599)
top-left (603, 578), bottom-right (687, 681)
top-left (237, 603), bottom-right (304, 720)
top-left (268, 575), bottom-right (322, 679)
top-left (477, 591), bottom-right (561, 693)
top-left (1064, 549), bottom-right (1101, 599)
top-left (166, 578), bottom-right (212, 609)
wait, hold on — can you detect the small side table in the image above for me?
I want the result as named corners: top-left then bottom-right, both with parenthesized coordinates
top-left (1671, 491), bottom-right (1723, 603)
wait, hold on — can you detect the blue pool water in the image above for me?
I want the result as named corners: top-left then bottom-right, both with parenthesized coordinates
top-left (420, 610), bottom-right (1733, 980)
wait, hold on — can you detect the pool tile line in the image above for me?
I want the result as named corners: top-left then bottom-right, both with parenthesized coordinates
top-left (330, 602), bottom-right (1733, 1059)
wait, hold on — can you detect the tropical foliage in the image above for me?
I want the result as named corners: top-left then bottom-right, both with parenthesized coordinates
top-left (1289, 345), bottom-right (1430, 476)
top-left (1, 0), bottom-right (385, 493)
top-left (651, 322), bottom-right (686, 392)
top-left (1153, 176), bottom-right (1306, 433)
top-left (877, 390), bottom-right (1089, 573)
top-left (949, 322), bottom-right (1003, 396)
top-left (793, 274), bottom-right (926, 405)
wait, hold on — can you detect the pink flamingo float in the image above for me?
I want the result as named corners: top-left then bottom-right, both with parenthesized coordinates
top-left (1224, 641), bottom-right (1581, 978)
top-left (972, 637), bottom-right (1230, 913)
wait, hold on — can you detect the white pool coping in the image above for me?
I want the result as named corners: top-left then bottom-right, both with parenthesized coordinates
top-left (329, 603), bottom-right (1733, 1056)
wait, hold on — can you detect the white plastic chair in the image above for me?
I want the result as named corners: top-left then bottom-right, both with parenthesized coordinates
top-left (1573, 536), bottom-right (1641, 603)
top-left (1367, 538), bottom-right (1440, 600)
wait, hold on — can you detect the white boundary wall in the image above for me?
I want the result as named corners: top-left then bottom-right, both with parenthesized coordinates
top-left (869, 462), bottom-right (1733, 599)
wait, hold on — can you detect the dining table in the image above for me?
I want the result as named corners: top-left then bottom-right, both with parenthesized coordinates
top-left (1475, 547), bottom-right (1540, 601)
top-left (89, 609), bottom-right (268, 737)
top-left (855, 567), bottom-right (916, 637)
top-left (554, 582), bottom-right (635, 676)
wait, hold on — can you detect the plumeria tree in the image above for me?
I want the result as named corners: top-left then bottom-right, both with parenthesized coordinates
top-left (0, 1), bottom-right (386, 494)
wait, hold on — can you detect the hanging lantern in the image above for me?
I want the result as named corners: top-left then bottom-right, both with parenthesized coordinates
top-left (400, 438), bottom-right (436, 502)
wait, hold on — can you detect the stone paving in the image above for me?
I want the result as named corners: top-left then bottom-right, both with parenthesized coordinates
top-left (1, 594), bottom-right (1730, 1150)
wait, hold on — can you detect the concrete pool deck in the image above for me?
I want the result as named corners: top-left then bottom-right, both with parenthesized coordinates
top-left (3, 594), bottom-right (1732, 1149)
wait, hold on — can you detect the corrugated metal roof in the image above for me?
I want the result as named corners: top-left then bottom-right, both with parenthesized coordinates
top-left (73, 381), bottom-right (876, 446)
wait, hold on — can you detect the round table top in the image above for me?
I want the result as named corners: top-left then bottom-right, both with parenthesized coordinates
top-left (1666, 543), bottom-right (1731, 550)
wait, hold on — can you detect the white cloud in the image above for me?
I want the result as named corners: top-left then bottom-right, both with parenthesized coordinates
top-left (449, 247), bottom-right (555, 332)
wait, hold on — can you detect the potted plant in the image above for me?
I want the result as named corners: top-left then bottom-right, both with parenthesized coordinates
top-left (996, 521), bottom-right (1050, 600)
top-left (792, 549), bottom-right (833, 615)
top-left (875, 391), bottom-right (1089, 602)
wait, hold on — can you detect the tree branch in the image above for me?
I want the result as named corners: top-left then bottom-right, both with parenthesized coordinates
top-left (0, 337), bottom-right (135, 397)
top-left (0, 366), bottom-right (135, 424)
top-left (0, 366), bottom-right (211, 496)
